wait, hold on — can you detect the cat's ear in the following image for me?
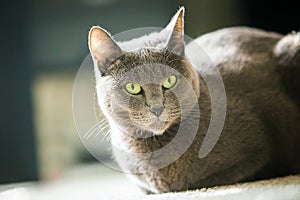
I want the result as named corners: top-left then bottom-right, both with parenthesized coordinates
top-left (89, 26), bottom-right (123, 74)
top-left (166, 7), bottom-right (185, 56)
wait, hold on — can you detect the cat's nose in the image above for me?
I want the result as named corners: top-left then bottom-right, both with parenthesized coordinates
top-left (150, 104), bottom-right (164, 116)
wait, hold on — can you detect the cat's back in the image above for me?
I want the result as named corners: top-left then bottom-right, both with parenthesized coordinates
top-left (189, 27), bottom-right (300, 97)
top-left (190, 27), bottom-right (300, 172)
top-left (188, 27), bottom-right (285, 105)
top-left (190, 27), bottom-right (282, 70)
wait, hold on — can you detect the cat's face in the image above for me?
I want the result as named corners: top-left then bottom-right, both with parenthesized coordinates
top-left (96, 50), bottom-right (199, 135)
top-left (89, 8), bottom-right (199, 135)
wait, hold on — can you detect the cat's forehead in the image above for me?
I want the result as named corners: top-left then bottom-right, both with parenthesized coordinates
top-left (119, 63), bottom-right (183, 85)
top-left (104, 49), bottom-right (186, 80)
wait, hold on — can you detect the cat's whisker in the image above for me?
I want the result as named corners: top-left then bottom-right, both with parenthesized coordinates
top-left (95, 124), bottom-right (110, 137)
top-left (181, 113), bottom-right (211, 119)
top-left (101, 129), bottom-right (112, 142)
top-left (83, 121), bottom-right (103, 139)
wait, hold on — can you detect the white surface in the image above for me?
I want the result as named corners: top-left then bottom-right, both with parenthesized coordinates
top-left (0, 164), bottom-right (141, 200)
top-left (0, 164), bottom-right (300, 200)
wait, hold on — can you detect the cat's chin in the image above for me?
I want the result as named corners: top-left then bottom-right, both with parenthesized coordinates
top-left (152, 130), bottom-right (165, 136)
top-left (147, 120), bottom-right (169, 135)
top-left (147, 127), bottom-right (166, 136)
top-left (149, 121), bottom-right (176, 136)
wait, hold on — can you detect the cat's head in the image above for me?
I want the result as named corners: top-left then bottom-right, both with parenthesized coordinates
top-left (89, 7), bottom-right (200, 135)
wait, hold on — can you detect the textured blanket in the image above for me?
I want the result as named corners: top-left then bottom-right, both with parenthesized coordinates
top-left (1, 175), bottom-right (299, 200)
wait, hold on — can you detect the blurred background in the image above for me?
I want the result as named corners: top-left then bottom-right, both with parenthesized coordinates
top-left (0, 0), bottom-right (299, 186)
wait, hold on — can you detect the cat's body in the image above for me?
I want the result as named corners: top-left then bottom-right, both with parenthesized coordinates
top-left (89, 8), bottom-right (300, 194)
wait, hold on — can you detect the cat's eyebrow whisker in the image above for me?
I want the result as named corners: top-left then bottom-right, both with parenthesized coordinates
top-left (167, 58), bottom-right (183, 66)
top-left (164, 51), bottom-right (173, 61)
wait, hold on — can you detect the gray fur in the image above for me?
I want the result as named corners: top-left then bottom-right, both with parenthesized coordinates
top-left (89, 8), bottom-right (300, 194)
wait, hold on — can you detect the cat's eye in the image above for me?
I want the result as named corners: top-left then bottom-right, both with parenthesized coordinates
top-left (163, 75), bottom-right (177, 89)
top-left (125, 82), bottom-right (141, 95)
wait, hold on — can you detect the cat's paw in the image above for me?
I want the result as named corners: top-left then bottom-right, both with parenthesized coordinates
top-left (274, 31), bottom-right (300, 66)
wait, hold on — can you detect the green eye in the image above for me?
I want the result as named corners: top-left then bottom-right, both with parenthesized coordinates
top-left (163, 75), bottom-right (177, 89)
top-left (125, 82), bottom-right (141, 94)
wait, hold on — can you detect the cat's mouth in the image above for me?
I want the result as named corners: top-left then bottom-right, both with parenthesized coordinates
top-left (148, 117), bottom-right (170, 135)
top-left (130, 111), bottom-right (178, 135)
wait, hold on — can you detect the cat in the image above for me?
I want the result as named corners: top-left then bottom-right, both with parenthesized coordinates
top-left (88, 7), bottom-right (300, 194)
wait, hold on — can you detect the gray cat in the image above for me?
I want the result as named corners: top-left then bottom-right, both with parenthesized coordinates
top-left (88, 7), bottom-right (300, 193)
